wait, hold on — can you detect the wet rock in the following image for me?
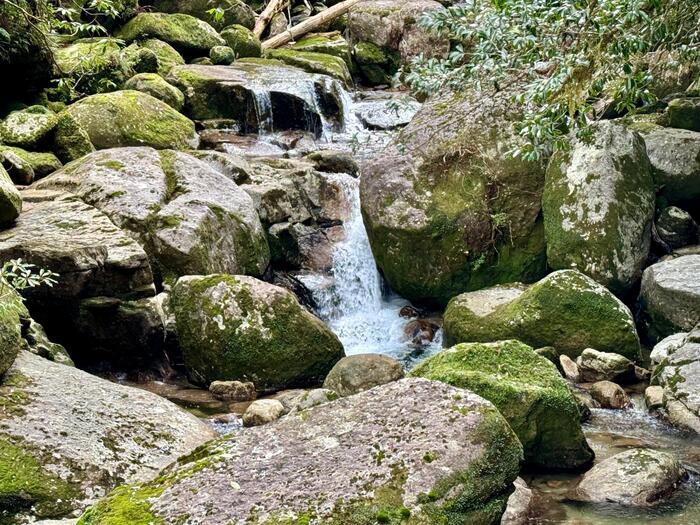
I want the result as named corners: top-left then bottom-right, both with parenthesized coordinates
top-left (266, 48), bottom-right (352, 85)
top-left (403, 318), bottom-right (440, 345)
top-left (209, 380), bottom-right (256, 402)
top-left (639, 255), bottom-right (700, 340)
top-left (544, 121), bottom-right (655, 295)
top-left (35, 147), bottom-right (269, 281)
top-left (78, 378), bottom-right (522, 524)
top-left (0, 106), bottom-right (57, 149)
top-left (645, 385), bottom-right (664, 410)
top-left (656, 206), bottom-right (699, 250)
top-left (576, 348), bottom-right (636, 383)
top-left (63, 90), bottom-right (198, 150)
top-left (220, 25), bottom-right (262, 58)
top-left (589, 381), bottom-right (631, 409)
top-left (0, 165), bottom-right (21, 225)
top-left (0, 351), bottom-right (216, 522)
top-left (116, 13), bottom-right (226, 56)
top-left (291, 33), bottom-right (352, 66)
top-left (123, 73), bottom-right (185, 111)
top-left (444, 270), bottom-right (641, 360)
top-left (668, 97), bottom-right (700, 132)
top-left (501, 477), bottom-right (534, 525)
top-left (568, 448), bottom-right (687, 507)
top-left (172, 274), bottom-right (344, 390)
top-left (560, 355), bottom-right (581, 383)
top-left (361, 88), bottom-right (547, 305)
top-left (304, 149), bottom-right (359, 176)
top-left (354, 94), bottom-right (421, 129)
top-left (242, 399), bottom-right (285, 427)
top-left (412, 340), bottom-right (594, 470)
top-left (323, 353), bottom-right (404, 396)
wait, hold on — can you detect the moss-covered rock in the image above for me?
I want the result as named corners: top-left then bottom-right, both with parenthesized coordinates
top-left (667, 97), bottom-right (700, 132)
top-left (123, 73), bottom-right (185, 111)
top-left (411, 340), bottom-right (593, 470)
top-left (0, 285), bottom-right (24, 377)
top-left (125, 39), bottom-right (186, 76)
top-left (77, 378), bottom-right (522, 524)
top-left (116, 13), bottom-right (226, 56)
top-left (0, 147), bottom-right (61, 181)
top-left (443, 270), bottom-right (642, 360)
top-left (0, 165), bottom-right (21, 226)
top-left (360, 88), bottom-right (547, 306)
top-left (0, 106), bottom-right (57, 149)
top-left (209, 45), bottom-right (236, 65)
top-left (172, 274), bottom-right (344, 390)
top-left (63, 90), bottom-right (198, 150)
top-left (265, 48), bottom-right (353, 85)
top-left (152, 0), bottom-right (256, 30)
top-left (52, 112), bottom-right (95, 163)
top-left (353, 41), bottom-right (400, 85)
top-left (220, 24), bottom-right (262, 58)
top-left (543, 121), bottom-right (655, 295)
top-left (292, 33), bottom-right (352, 66)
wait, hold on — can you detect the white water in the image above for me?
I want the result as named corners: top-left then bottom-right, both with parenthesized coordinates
top-left (299, 173), bottom-right (443, 366)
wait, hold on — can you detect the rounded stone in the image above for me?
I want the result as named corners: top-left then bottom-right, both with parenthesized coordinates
top-left (323, 353), bottom-right (404, 397)
top-left (589, 380), bottom-right (630, 409)
top-left (242, 399), bottom-right (285, 427)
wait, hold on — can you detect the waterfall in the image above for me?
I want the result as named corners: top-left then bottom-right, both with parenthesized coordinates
top-left (251, 90), bottom-right (274, 134)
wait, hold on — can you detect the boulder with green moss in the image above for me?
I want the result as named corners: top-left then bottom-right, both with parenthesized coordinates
top-left (360, 89), bottom-right (547, 306)
top-left (0, 146), bottom-right (62, 182)
top-left (411, 340), bottom-right (593, 470)
top-left (35, 147), bottom-right (269, 281)
top-left (123, 39), bottom-right (186, 76)
top-left (543, 121), bottom-right (655, 295)
top-left (172, 274), bottom-right (344, 390)
top-left (151, 0), bottom-right (256, 30)
top-left (51, 112), bottom-right (95, 163)
top-left (116, 13), bottom-right (226, 56)
top-left (63, 90), bottom-right (198, 150)
top-left (0, 106), bottom-right (57, 149)
top-left (266, 48), bottom-right (353, 85)
top-left (123, 73), bottom-right (185, 111)
top-left (0, 165), bottom-right (21, 225)
top-left (0, 350), bottom-right (216, 523)
top-left (353, 41), bottom-right (400, 85)
top-left (220, 24), bottom-right (261, 58)
top-left (292, 33), bottom-right (352, 66)
top-left (0, 285), bottom-right (25, 376)
top-left (443, 270), bottom-right (642, 360)
top-left (210, 45), bottom-right (236, 65)
top-left (78, 378), bottom-right (522, 524)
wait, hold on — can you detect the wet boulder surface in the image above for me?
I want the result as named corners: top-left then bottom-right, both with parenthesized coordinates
top-left (78, 378), bottom-right (523, 525)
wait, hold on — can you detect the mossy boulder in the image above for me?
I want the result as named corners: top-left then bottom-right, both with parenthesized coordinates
top-left (292, 33), bottom-right (352, 66)
top-left (210, 45), bottom-right (236, 65)
top-left (360, 89), bottom-right (547, 306)
top-left (353, 41), bottom-right (400, 85)
top-left (63, 90), bottom-right (198, 150)
top-left (0, 285), bottom-right (25, 376)
top-left (0, 165), bottom-right (21, 225)
top-left (0, 106), bottom-right (57, 149)
top-left (667, 97), bottom-right (700, 132)
top-left (411, 340), bottom-right (593, 470)
top-left (172, 274), bottom-right (345, 390)
top-left (151, 0), bottom-right (256, 30)
top-left (116, 13), bottom-right (226, 56)
top-left (0, 146), bottom-right (62, 181)
top-left (220, 25), bottom-right (262, 58)
top-left (123, 73), bottom-right (185, 111)
top-left (77, 378), bottom-right (522, 524)
top-left (443, 270), bottom-right (642, 360)
top-left (52, 112), bottom-right (95, 163)
top-left (124, 39), bottom-right (186, 76)
top-left (266, 48), bottom-right (353, 85)
top-left (543, 121), bottom-right (655, 295)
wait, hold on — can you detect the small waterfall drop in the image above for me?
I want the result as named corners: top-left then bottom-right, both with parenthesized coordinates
top-left (251, 90), bottom-right (274, 133)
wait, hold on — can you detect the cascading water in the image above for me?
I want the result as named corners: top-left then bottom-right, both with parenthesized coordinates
top-left (299, 173), bottom-right (443, 365)
top-left (251, 90), bottom-right (274, 134)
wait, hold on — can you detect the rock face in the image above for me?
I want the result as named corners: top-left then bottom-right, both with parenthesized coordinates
top-left (35, 147), bottom-right (269, 283)
top-left (639, 255), bottom-right (700, 340)
top-left (444, 270), bottom-right (641, 360)
top-left (63, 90), bottom-right (198, 151)
top-left (360, 90), bottom-right (547, 306)
top-left (568, 448), bottom-right (687, 507)
top-left (0, 165), bottom-right (21, 225)
top-left (543, 121), bottom-right (655, 295)
top-left (576, 348), bottom-right (636, 383)
top-left (78, 378), bottom-right (523, 524)
top-left (0, 351), bottom-right (216, 522)
top-left (323, 353), bottom-right (405, 396)
top-left (171, 274), bottom-right (344, 390)
top-left (411, 340), bottom-right (593, 470)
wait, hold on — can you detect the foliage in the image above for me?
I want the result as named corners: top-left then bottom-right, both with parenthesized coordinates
top-left (0, 258), bottom-right (58, 297)
top-left (406, 0), bottom-right (700, 160)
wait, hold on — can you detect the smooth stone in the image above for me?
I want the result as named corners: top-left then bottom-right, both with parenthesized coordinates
top-left (645, 386), bottom-right (664, 410)
top-left (323, 353), bottom-right (405, 397)
top-left (242, 399), bottom-right (285, 427)
top-left (590, 381), bottom-right (631, 409)
top-left (576, 348), bottom-right (636, 383)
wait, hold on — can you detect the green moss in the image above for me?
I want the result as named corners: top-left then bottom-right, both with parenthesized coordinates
top-left (115, 13), bottom-right (225, 54)
top-left (265, 49), bottom-right (352, 85)
top-left (220, 25), bottom-right (262, 58)
top-left (123, 73), bottom-right (185, 111)
top-left (291, 34), bottom-right (352, 66)
top-left (53, 112), bottom-right (95, 163)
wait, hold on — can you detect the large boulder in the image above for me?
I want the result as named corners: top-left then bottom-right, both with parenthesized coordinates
top-left (35, 147), bottom-right (269, 283)
top-left (63, 90), bottom-right (198, 150)
top-left (171, 274), bottom-right (344, 390)
top-left (0, 286), bottom-right (24, 376)
top-left (78, 378), bottom-right (523, 524)
top-left (360, 89), bottom-right (547, 306)
top-left (323, 353), bottom-right (404, 396)
top-left (0, 165), bottom-right (21, 225)
top-left (411, 340), bottom-right (593, 470)
top-left (115, 13), bottom-right (226, 56)
top-left (543, 121), bottom-right (655, 295)
top-left (123, 73), bottom-right (185, 111)
top-left (220, 25), bottom-right (262, 58)
top-left (568, 448), bottom-right (687, 507)
top-left (639, 255), bottom-right (700, 340)
top-left (0, 106), bottom-right (57, 149)
top-left (151, 0), bottom-right (256, 30)
top-left (444, 270), bottom-right (641, 360)
top-left (123, 39), bottom-right (186, 76)
top-left (0, 351), bottom-right (216, 522)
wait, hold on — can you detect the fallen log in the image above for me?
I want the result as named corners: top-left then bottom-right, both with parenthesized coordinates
top-left (253, 0), bottom-right (290, 39)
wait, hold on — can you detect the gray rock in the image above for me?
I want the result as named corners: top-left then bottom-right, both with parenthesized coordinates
top-left (560, 354), bottom-right (580, 383)
top-left (501, 477), bottom-right (534, 525)
top-left (78, 378), bottom-right (522, 524)
top-left (668, 97), bottom-right (700, 132)
top-left (568, 448), bottom-right (687, 507)
top-left (590, 380), bottom-right (631, 409)
top-left (0, 164), bottom-right (21, 225)
top-left (650, 332), bottom-right (688, 365)
top-left (354, 95), bottom-right (421, 129)
top-left (323, 353), bottom-right (405, 396)
top-left (209, 380), bottom-right (256, 402)
top-left (576, 348), bottom-right (636, 383)
top-left (242, 399), bottom-right (285, 427)
top-left (645, 385), bottom-right (664, 410)
top-left (639, 255), bottom-right (700, 340)
top-left (0, 351), bottom-right (216, 521)
top-left (35, 147), bottom-right (269, 281)
top-left (656, 206), bottom-right (699, 249)
top-left (286, 388), bottom-right (338, 412)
